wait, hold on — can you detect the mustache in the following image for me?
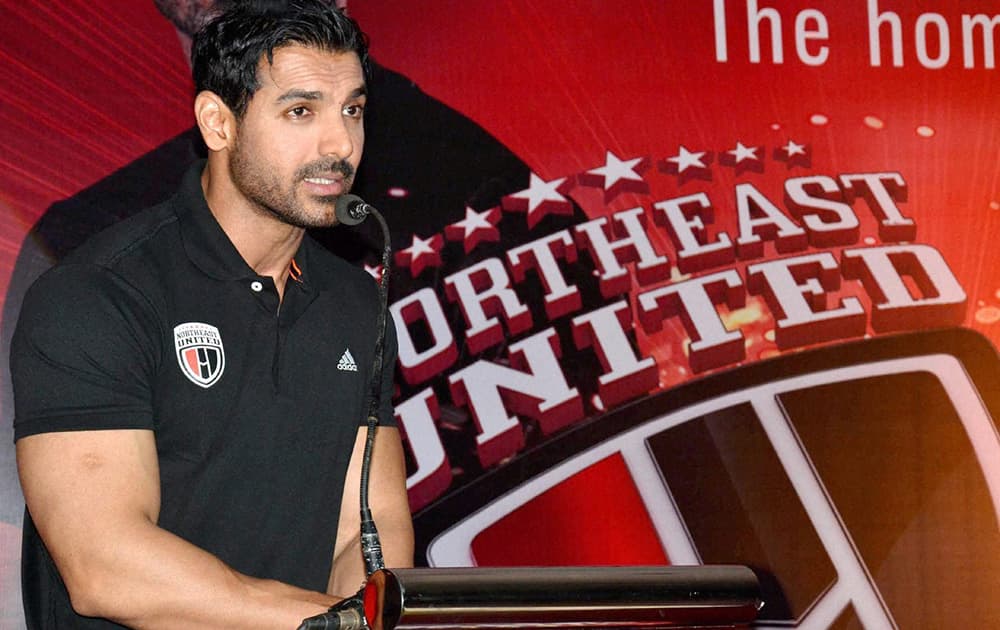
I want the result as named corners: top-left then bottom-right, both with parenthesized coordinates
top-left (296, 159), bottom-right (355, 181)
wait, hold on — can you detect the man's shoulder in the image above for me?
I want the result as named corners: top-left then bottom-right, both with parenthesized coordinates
top-left (63, 200), bottom-right (180, 270)
top-left (25, 201), bottom-right (179, 318)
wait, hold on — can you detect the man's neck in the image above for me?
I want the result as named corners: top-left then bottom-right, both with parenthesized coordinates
top-left (201, 166), bottom-right (304, 299)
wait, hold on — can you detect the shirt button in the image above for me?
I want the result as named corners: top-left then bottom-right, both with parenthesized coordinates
top-left (250, 281), bottom-right (263, 292)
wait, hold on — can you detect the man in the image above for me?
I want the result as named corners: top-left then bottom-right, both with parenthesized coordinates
top-left (0, 0), bottom-right (542, 556)
top-left (11, 2), bottom-right (412, 627)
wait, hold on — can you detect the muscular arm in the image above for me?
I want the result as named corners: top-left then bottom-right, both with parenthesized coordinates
top-left (328, 426), bottom-right (413, 597)
top-left (17, 429), bottom-right (336, 629)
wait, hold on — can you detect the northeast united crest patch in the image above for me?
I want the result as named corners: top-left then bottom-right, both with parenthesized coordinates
top-left (174, 322), bottom-right (225, 388)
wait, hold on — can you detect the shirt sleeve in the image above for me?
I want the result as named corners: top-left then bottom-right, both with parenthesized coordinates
top-left (377, 310), bottom-right (398, 428)
top-left (11, 263), bottom-right (160, 441)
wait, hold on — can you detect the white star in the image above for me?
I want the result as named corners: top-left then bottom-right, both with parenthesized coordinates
top-left (446, 206), bottom-right (500, 253)
top-left (508, 173), bottom-right (569, 213)
top-left (586, 151), bottom-right (646, 189)
top-left (397, 233), bottom-right (444, 277)
top-left (666, 145), bottom-right (708, 172)
top-left (451, 206), bottom-right (497, 239)
top-left (403, 233), bottom-right (438, 258)
top-left (728, 142), bottom-right (759, 163)
top-left (783, 140), bottom-right (806, 157)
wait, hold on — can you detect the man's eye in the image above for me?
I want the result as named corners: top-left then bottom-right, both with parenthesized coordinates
top-left (288, 106), bottom-right (311, 118)
top-left (343, 104), bottom-right (365, 119)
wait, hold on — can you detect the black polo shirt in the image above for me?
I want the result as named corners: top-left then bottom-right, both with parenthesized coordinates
top-left (11, 161), bottom-right (396, 628)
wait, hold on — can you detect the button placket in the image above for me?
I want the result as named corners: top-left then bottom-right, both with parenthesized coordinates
top-left (245, 277), bottom-right (279, 315)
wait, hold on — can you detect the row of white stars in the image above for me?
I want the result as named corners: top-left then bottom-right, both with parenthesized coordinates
top-left (383, 139), bottom-right (812, 277)
top-left (509, 139), bottom-right (809, 212)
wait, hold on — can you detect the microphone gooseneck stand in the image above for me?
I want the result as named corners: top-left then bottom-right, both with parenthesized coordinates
top-left (355, 199), bottom-right (391, 578)
top-left (298, 194), bottom-right (391, 630)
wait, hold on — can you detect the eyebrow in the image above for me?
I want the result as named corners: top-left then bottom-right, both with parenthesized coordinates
top-left (275, 85), bottom-right (368, 104)
top-left (276, 89), bottom-right (323, 104)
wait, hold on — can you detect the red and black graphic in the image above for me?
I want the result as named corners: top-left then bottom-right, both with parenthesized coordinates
top-left (174, 323), bottom-right (226, 388)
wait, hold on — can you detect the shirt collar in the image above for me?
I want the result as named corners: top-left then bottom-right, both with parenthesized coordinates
top-left (175, 160), bottom-right (314, 287)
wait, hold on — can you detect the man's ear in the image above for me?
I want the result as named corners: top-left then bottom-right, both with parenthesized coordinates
top-left (194, 91), bottom-right (236, 152)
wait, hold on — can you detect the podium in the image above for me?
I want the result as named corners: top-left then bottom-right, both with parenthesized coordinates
top-left (363, 565), bottom-right (762, 629)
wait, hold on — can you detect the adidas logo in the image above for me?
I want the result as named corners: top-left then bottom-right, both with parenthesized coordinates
top-left (337, 348), bottom-right (358, 372)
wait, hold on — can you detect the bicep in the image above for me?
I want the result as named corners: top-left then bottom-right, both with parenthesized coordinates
top-left (17, 429), bottom-right (161, 581)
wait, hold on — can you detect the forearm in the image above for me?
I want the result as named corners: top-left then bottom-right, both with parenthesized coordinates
top-left (61, 518), bottom-right (335, 629)
top-left (382, 514), bottom-right (415, 570)
top-left (329, 427), bottom-right (414, 596)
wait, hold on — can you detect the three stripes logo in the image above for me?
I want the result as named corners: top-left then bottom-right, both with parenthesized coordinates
top-left (174, 322), bottom-right (225, 388)
top-left (338, 348), bottom-right (358, 372)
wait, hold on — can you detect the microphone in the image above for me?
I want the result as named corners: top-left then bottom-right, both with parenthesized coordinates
top-left (335, 193), bottom-right (391, 577)
top-left (335, 194), bottom-right (374, 226)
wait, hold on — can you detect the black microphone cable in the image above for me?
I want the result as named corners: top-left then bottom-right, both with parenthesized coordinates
top-left (334, 193), bottom-right (391, 577)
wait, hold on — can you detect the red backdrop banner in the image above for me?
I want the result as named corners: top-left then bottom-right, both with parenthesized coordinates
top-left (2, 2), bottom-right (999, 627)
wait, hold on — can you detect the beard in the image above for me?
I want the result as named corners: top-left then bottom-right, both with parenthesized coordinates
top-left (228, 135), bottom-right (355, 229)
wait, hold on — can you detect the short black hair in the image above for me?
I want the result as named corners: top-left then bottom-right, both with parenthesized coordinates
top-left (191, 0), bottom-right (369, 118)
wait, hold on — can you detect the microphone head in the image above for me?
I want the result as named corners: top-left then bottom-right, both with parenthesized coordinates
top-left (335, 193), bottom-right (370, 226)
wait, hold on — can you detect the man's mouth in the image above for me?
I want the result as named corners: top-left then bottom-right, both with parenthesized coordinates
top-left (302, 175), bottom-right (346, 196)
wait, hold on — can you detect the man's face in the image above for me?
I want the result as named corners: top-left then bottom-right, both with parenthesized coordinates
top-left (228, 45), bottom-right (366, 228)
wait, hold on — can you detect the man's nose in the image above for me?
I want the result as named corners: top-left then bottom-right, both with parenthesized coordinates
top-left (318, 116), bottom-right (355, 161)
